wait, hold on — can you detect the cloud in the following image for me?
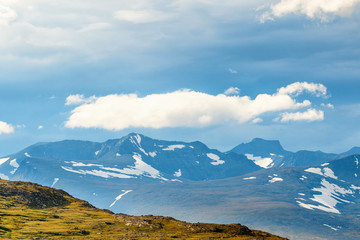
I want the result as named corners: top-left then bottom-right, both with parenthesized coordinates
top-left (321, 103), bottom-right (335, 109)
top-left (37, 125), bottom-right (43, 130)
top-left (277, 108), bottom-right (324, 122)
top-left (228, 68), bottom-right (237, 74)
top-left (261, 0), bottom-right (360, 22)
top-left (0, 121), bottom-right (14, 134)
top-left (65, 94), bottom-right (97, 106)
top-left (65, 82), bottom-right (325, 130)
top-left (224, 87), bottom-right (240, 95)
top-left (0, 5), bottom-right (17, 25)
top-left (114, 10), bottom-right (171, 23)
top-left (252, 118), bottom-right (263, 124)
top-left (277, 82), bottom-right (327, 97)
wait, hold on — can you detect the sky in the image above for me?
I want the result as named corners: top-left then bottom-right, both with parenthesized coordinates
top-left (0, 0), bottom-right (360, 156)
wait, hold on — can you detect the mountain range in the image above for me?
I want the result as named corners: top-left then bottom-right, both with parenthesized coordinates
top-left (0, 133), bottom-right (359, 239)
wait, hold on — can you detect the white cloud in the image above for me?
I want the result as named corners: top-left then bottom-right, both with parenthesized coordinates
top-left (65, 94), bottom-right (97, 106)
top-left (277, 82), bottom-right (327, 97)
top-left (224, 87), bottom-right (240, 95)
top-left (228, 68), bottom-right (237, 74)
top-left (114, 10), bottom-right (171, 23)
top-left (0, 5), bottom-right (17, 25)
top-left (37, 125), bottom-right (43, 130)
top-left (278, 108), bottom-right (324, 122)
top-left (321, 103), bottom-right (334, 109)
top-left (0, 121), bottom-right (14, 134)
top-left (261, 0), bottom-right (360, 22)
top-left (252, 118), bottom-right (263, 124)
top-left (65, 82), bottom-right (325, 130)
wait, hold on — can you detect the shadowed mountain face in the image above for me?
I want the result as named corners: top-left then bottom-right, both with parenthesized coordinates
top-left (0, 133), bottom-right (359, 240)
top-left (0, 179), bottom-right (287, 240)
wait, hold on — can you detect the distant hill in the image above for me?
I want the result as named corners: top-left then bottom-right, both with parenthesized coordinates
top-left (0, 179), bottom-right (286, 240)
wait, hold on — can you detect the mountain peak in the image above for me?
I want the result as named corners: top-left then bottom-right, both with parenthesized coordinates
top-left (230, 138), bottom-right (286, 156)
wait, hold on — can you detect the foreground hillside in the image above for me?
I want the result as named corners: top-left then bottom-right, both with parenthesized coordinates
top-left (0, 180), bottom-right (286, 240)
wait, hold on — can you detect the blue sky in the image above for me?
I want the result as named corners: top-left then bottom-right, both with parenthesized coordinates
top-left (0, 0), bottom-right (360, 156)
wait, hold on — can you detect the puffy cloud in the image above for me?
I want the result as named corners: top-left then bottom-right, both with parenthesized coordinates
top-left (37, 125), bottom-right (43, 130)
top-left (0, 121), bottom-right (14, 134)
top-left (65, 82), bottom-right (325, 131)
top-left (261, 0), bottom-right (360, 22)
top-left (224, 87), bottom-right (240, 95)
top-left (277, 108), bottom-right (324, 122)
top-left (277, 82), bottom-right (327, 97)
top-left (65, 94), bottom-right (97, 106)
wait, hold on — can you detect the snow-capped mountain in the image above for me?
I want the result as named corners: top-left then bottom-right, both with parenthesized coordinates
top-left (0, 133), bottom-right (260, 210)
top-left (115, 155), bottom-right (360, 240)
top-left (0, 133), bottom-right (359, 239)
top-left (230, 138), bottom-right (355, 168)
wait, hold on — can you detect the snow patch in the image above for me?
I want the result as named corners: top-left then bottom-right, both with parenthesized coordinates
top-left (109, 190), bottom-right (133, 208)
top-left (100, 154), bottom-right (167, 181)
top-left (245, 154), bottom-right (273, 168)
top-left (10, 159), bottom-right (19, 174)
top-left (305, 167), bottom-right (322, 175)
top-left (95, 150), bottom-right (100, 156)
top-left (116, 153), bottom-right (121, 157)
top-left (350, 185), bottom-right (360, 191)
top-left (298, 193), bottom-right (305, 196)
top-left (269, 177), bottom-right (283, 183)
top-left (67, 161), bottom-right (103, 167)
top-left (323, 224), bottom-right (340, 231)
top-left (321, 163), bottom-right (329, 166)
top-left (162, 145), bottom-right (186, 151)
top-left (149, 152), bottom-right (157, 157)
top-left (9, 159), bottom-right (19, 168)
top-left (305, 167), bottom-right (338, 179)
top-left (129, 135), bottom-right (148, 156)
top-left (51, 178), bottom-right (59, 188)
top-left (24, 152), bottom-right (31, 157)
top-left (189, 146), bottom-right (194, 149)
top-left (61, 166), bottom-right (134, 179)
top-left (0, 157), bottom-right (10, 165)
top-left (207, 153), bottom-right (225, 165)
top-left (297, 179), bottom-right (353, 214)
top-left (243, 177), bottom-right (256, 180)
top-left (174, 169), bottom-right (182, 177)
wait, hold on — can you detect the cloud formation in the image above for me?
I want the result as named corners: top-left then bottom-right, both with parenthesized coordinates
top-left (0, 121), bottom-right (14, 134)
top-left (261, 0), bottom-right (360, 22)
top-left (65, 94), bottom-right (97, 106)
top-left (278, 108), bottom-right (324, 122)
top-left (224, 87), bottom-right (240, 95)
top-left (65, 82), bottom-right (327, 130)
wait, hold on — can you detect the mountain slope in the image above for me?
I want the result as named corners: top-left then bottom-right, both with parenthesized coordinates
top-left (0, 179), bottom-right (286, 240)
top-left (112, 155), bottom-right (360, 240)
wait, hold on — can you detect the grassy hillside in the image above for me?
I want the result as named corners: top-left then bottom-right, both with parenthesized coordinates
top-left (0, 179), bottom-right (287, 239)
